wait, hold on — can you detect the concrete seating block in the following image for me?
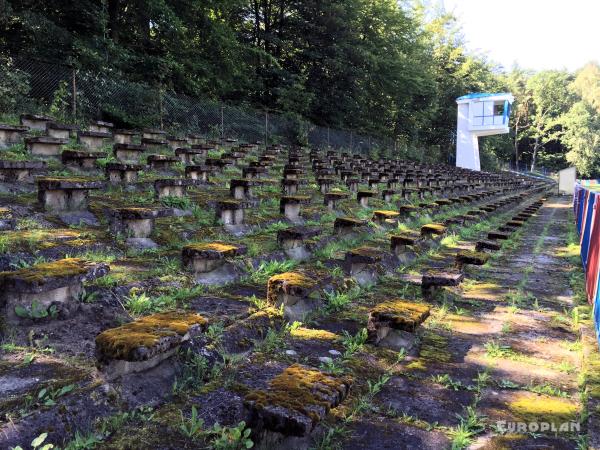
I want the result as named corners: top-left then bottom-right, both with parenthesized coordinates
top-left (0, 124), bottom-right (29, 148)
top-left (25, 136), bottom-right (68, 157)
top-left (182, 242), bottom-right (247, 285)
top-left (344, 246), bottom-right (385, 285)
top-left (0, 258), bottom-right (109, 322)
top-left (185, 165), bottom-right (211, 182)
top-left (78, 131), bottom-right (111, 151)
top-left (333, 217), bottom-right (367, 236)
top-left (390, 233), bottom-right (422, 264)
top-left (230, 178), bottom-right (262, 200)
top-left (147, 154), bottom-right (179, 171)
top-left (0, 207), bottom-right (15, 230)
top-left (216, 199), bottom-right (248, 226)
top-left (0, 160), bottom-right (46, 182)
top-left (167, 136), bottom-right (188, 151)
top-left (475, 240), bottom-right (502, 252)
top-left (277, 226), bottom-right (321, 261)
top-left (105, 163), bottom-right (143, 184)
top-left (244, 364), bottom-right (351, 437)
top-left (46, 122), bottom-right (78, 140)
top-left (372, 210), bottom-right (400, 226)
top-left (356, 190), bottom-right (375, 207)
top-left (112, 129), bottom-right (138, 145)
top-left (20, 114), bottom-right (53, 131)
top-left (280, 195), bottom-right (311, 222)
top-left (456, 250), bottom-right (489, 269)
top-left (113, 143), bottom-right (145, 163)
top-left (367, 299), bottom-right (430, 351)
top-left (37, 177), bottom-right (105, 211)
top-left (488, 230), bottom-right (511, 240)
top-left (88, 120), bottom-right (114, 134)
top-left (267, 270), bottom-right (332, 321)
top-left (61, 150), bottom-right (107, 170)
top-left (95, 311), bottom-right (207, 380)
top-left (323, 191), bottom-right (349, 210)
top-left (420, 223), bottom-right (447, 240)
top-left (175, 147), bottom-right (203, 164)
top-left (421, 270), bottom-right (463, 299)
top-left (142, 128), bottom-right (167, 140)
top-left (154, 178), bottom-right (197, 199)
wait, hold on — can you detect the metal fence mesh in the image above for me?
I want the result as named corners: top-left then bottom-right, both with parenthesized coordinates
top-left (10, 58), bottom-right (396, 153)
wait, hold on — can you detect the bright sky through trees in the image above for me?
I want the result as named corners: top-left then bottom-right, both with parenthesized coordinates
top-left (443, 0), bottom-right (600, 71)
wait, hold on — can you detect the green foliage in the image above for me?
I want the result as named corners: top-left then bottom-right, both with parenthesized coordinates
top-left (161, 196), bottom-right (192, 210)
top-left (179, 406), bottom-right (204, 439)
top-left (324, 286), bottom-right (362, 313)
top-left (341, 328), bottom-right (368, 359)
top-left (245, 260), bottom-right (298, 284)
top-left (210, 421), bottom-right (254, 450)
top-left (178, 407), bottom-right (253, 449)
top-left (49, 80), bottom-right (70, 121)
top-left (14, 302), bottom-right (58, 320)
top-left (0, 55), bottom-right (30, 113)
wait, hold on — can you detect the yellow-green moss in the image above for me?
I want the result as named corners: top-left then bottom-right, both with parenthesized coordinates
top-left (290, 327), bottom-right (339, 341)
top-left (456, 250), bottom-right (489, 264)
top-left (508, 393), bottom-right (578, 423)
top-left (245, 364), bottom-right (351, 422)
top-left (267, 271), bottom-right (318, 304)
top-left (480, 435), bottom-right (526, 450)
top-left (0, 257), bottom-right (90, 284)
top-left (37, 176), bottom-right (96, 183)
top-left (421, 223), bottom-right (446, 236)
top-left (96, 311), bottom-right (207, 360)
top-left (184, 242), bottom-right (240, 253)
top-left (348, 246), bottom-right (382, 259)
top-left (373, 210), bottom-right (400, 218)
top-left (370, 299), bottom-right (430, 331)
top-left (419, 331), bottom-right (451, 363)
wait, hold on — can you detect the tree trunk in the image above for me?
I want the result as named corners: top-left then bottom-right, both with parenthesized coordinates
top-left (514, 123), bottom-right (519, 171)
top-left (530, 137), bottom-right (539, 172)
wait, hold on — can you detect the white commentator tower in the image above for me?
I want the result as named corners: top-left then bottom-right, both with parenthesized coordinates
top-left (455, 92), bottom-right (514, 171)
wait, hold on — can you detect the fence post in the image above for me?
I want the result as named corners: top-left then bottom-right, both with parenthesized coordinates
top-left (220, 105), bottom-right (224, 138)
top-left (71, 68), bottom-right (77, 120)
top-left (265, 110), bottom-right (269, 147)
top-left (158, 87), bottom-right (164, 130)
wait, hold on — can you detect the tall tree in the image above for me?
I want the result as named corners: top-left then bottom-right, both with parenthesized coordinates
top-left (526, 71), bottom-right (573, 172)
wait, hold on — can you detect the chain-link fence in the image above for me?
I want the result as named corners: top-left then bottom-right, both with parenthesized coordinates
top-left (8, 58), bottom-right (397, 154)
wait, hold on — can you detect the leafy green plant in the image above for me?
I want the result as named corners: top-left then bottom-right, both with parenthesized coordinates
top-left (63, 431), bottom-right (103, 450)
top-left (179, 406), bottom-right (204, 439)
top-left (432, 373), bottom-right (464, 391)
top-left (450, 406), bottom-right (486, 449)
top-left (324, 286), bottom-right (362, 313)
top-left (483, 340), bottom-right (514, 359)
top-left (246, 295), bottom-right (269, 311)
top-left (210, 421), bottom-right (254, 450)
top-left (124, 290), bottom-right (153, 316)
top-left (14, 302), bottom-right (57, 320)
top-left (246, 260), bottom-right (298, 284)
top-left (338, 328), bottom-right (368, 360)
top-left (36, 384), bottom-right (75, 407)
top-left (173, 350), bottom-right (211, 393)
top-left (161, 195), bottom-right (192, 210)
top-left (11, 432), bottom-right (54, 450)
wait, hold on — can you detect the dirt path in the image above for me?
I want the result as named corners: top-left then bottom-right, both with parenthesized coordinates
top-left (348, 196), bottom-right (585, 449)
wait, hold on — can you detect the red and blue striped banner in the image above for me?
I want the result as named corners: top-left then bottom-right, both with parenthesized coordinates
top-left (574, 181), bottom-right (600, 347)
